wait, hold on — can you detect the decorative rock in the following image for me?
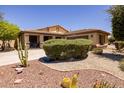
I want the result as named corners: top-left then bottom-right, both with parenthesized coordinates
top-left (15, 67), bottom-right (24, 71)
top-left (39, 72), bottom-right (43, 75)
top-left (0, 71), bottom-right (4, 75)
top-left (15, 68), bottom-right (23, 74)
top-left (17, 70), bottom-right (23, 74)
top-left (14, 79), bottom-right (23, 84)
top-left (101, 73), bottom-right (106, 77)
top-left (15, 64), bottom-right (21, 68)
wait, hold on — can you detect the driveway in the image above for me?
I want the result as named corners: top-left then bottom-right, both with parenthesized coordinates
top-left (0, 49), bottom-right (46, 66)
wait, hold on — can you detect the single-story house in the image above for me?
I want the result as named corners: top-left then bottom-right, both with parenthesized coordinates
top-left (20, 25), bottom-right (110, 48)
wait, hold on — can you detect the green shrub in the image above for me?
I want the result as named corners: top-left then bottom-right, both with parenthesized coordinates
top-left (115, 41), bottom-right (124, 50)
top-left (43, 39), bottom-right (92, 60)
top-left (119, 59), bottom-right (124, 71)
top-left (89, 45), bottom-right (97, 51)
top-left (108, 36), bottom-right (115, 44)
top-left (92, 48), bottom-right (103, 55)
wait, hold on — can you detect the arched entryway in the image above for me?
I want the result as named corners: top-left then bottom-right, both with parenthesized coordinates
top-left (29, 35), bottom-right (40, 48)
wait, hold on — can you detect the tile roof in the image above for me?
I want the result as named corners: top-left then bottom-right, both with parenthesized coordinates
top-left (21, 25), bottom-right (110, 35)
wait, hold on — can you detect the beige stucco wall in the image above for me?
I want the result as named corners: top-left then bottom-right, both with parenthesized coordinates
top-left (58, 27), bottom-right (68, 33)
top-left (0, 29), bottom-right (109, 49)
top-left (49, 26), bottom-right (68, 34)
top-left (91, 32), bottom-right (99, 44)
top-left (39, 35), bottom-right (44, 48)
top-left (0, 40), bottom-right (15, 48)
top-left (66, 32), bottom-right (108, 45)
top-left (66, 33), bottom-right (98, 45)
top-left (85, 33), bottom-right (98, 45)
top-left (89, 32), bottom-right (109, 45)
top-left (37, 26), bottom-right (68, 34)
top-left (97, 32), bottom-right (109, 44)
top-left (21, 32), bottom-right (65, 48)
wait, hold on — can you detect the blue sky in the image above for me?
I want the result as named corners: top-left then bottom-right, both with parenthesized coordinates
top-left (0, 5), bottom-right (111, 32)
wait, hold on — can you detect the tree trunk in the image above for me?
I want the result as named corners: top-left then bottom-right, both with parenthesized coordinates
top-left (8, 40), bottom-right (11, 48)
top-left (1, 40), bottom-right (5, 51)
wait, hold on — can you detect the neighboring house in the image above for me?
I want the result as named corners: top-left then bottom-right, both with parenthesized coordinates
top-left (20, 25), bottom-right (110, 48)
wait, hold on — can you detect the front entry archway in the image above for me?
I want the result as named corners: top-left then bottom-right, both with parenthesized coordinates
top-left (99, 35), bottom-right (105, 45)
top-left (29, 35), bottom-right (40, 48)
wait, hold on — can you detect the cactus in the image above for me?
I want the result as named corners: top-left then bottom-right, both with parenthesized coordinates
top-left (61, 73), bottom-right (79, 88)
top-left (71, 73), bottom-right (79, 88)
top-left (17, 38), bottom-right (28, 67)
top-left (61, 78), bottom-right (71, 88)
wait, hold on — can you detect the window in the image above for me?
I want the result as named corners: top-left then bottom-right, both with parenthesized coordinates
top-left (56, 37), bottom-right (61, 39)
top-left (44, 36), bottom-right (52, 41)
top-left (81, 35), bottom-right (89, 39)
top-left (67, 35), bottom-right (89, 39)
top-left (91, 35), bottom-right (93, 37)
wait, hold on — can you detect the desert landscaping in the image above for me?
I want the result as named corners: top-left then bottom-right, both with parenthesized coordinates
top-left (1, 5), bottom-right (124, 88)
top-left (0, 44), bottom-right (124, 88)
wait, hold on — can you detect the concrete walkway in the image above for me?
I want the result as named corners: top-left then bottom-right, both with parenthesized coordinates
top-left (0, 49), bottom-right (45, 66)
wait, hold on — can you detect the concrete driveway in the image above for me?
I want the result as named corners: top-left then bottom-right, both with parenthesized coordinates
top-left (0, 49), bottom-right (46, 66)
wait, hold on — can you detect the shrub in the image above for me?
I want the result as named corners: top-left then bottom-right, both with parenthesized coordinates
top-left (119, 59), bottom-right (124, 71)
top-left (92, 48), bottom-right (103, 55)
top-left (93, 80), bottom-right (115, 88)
top-left (43, 39), bottom-right (92, 60)
top-left (114, 41), bottom-right (124, 50)
top-left (108, 36), bottom-right (115, 44)
top-left (89, 44), bottom-right (97, 51)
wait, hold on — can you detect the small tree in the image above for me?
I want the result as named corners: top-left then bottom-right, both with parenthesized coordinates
top-left (0, 21), bottom-right (20, 51)
top-left (108, 5), bottom-right (124, 41)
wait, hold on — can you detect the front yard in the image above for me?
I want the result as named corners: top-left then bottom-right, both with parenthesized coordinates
top-left (0, 60), bottom-right (124, 88)
top-left (40, 49), bottom-right (124, 80)
top-left (0, 46), bottom-right (124, 87)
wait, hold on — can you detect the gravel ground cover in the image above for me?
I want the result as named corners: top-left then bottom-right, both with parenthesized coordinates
top-left (0, 60), bottom-right (124, 88)
top-left (40, 50), bottom-right (124, 80)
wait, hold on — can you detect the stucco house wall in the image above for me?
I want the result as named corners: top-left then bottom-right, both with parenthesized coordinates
top-left (0, 40), bottom-right (15, 48)
top-left (66, 29), bottom-right (110, 45)
top-left (0, 25), bottom-right (110, 49)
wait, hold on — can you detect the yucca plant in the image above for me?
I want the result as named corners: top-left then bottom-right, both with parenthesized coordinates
top-left (93, 80), bottom-right (115, 88)
top-left (17, 38), bottom-right (28, 67)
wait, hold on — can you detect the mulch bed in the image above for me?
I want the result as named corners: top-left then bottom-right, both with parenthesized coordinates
top-left (0, 60), bottom-right (124, 88)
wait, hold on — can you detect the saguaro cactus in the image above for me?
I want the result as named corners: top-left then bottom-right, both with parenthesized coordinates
top-left (17, 38), bottom-right (28, 67)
